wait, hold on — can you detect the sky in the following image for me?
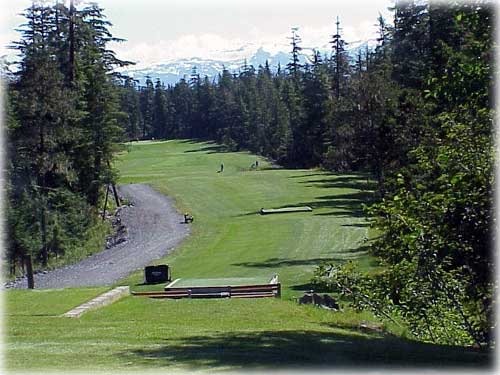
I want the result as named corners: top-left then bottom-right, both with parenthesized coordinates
top-left (1, 0), bottom-right (394, 68)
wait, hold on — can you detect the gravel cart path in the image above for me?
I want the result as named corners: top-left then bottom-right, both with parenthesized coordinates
top-left (12, 184), bottom-right (190, 289)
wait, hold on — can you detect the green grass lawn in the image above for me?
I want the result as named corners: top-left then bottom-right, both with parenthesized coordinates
top-left (117, 140), bottom-right (376, 297)
top-left (4, 140), bottom-right (492, 371)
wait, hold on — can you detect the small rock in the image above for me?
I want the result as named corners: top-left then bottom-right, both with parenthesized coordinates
top-left (298, 292), bottom-right (340, 310)
top-left (322, 294), bottom-right (339, 310)
top-left (359, 321), bottom-right (384, 333)
top-left (298, 294), bottom-right (313, 304)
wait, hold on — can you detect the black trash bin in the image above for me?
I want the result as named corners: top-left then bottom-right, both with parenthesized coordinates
top-left (144, 264), bottom-right (170, 284)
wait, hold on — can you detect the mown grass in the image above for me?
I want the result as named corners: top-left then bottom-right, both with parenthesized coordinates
top-left (5, 289), bottom-right (490, 371)
top-left (4, 140), bottom-right (492, 371)
top-left (116, 140), bottom-right (377, 298)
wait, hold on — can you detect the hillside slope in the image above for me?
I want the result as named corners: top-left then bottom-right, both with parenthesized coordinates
top-left (5, 140), bottom-right (490, 371)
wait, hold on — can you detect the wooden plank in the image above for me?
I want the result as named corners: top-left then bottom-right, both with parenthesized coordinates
top-left (260, 206), bottom-right (312, 215)
top-left (232, 293), bottom-right (275, 299)
top-left (133, 281), bottom-right (282, 299)
top-left (172, 277), bottom-right (269, 288)
top-left (164, 283), bottom-right (280, 292)
top-left (133, 285), bottom-right (281, 299)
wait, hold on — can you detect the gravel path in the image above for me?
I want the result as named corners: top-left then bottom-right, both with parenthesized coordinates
top-left (11, 184), bottom-right (190, 289)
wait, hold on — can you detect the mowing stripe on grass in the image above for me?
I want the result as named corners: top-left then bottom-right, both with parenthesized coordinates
top-left (62, 286), bottom-right (129, 318)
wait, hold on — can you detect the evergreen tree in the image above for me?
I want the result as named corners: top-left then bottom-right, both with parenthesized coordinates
top-left (12, 2), bottom-right (78, 265)
top-left (119, 77), bottom-right (142, 140)
top-left (286, 27), bottom-right (303, 80)
top-left (72, 3), bottom-right (125, 206)
top-left (313, 1), bottom-right (494, 347)
top-left (281, 78), bottom-right (306, 166)
top-left (330, 17), bottom-right (350, 99)
top-left (391, 0), bottom-right (429, 89)
top-left (302, 54), bottom-right (334, 166)
top-left (152, 79), bottom-right (168, 138)
top-left (172, 78), bottom-right (193, 138)
top-left (6, 1), bottom-right (127, 271)
top-left (139, 76), bottom-right (154, 139)
top-left (196, 76), bottom-right (216, 139)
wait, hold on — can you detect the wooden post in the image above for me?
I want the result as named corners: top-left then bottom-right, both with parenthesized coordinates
top-left (106, 161), bottom-right (121, 207)
top-left (102, 184), bottom-right (109, 221)
top-left (111, 184), bottom-right (120, 206)
top-left (25, 255), bottom-right (34, 289)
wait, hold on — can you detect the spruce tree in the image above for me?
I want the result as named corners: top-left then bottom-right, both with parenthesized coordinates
top-left (152, 79), bottom-right (168, 138)
top-left (139, 77), bottom-right (154, 139)
top-left (119, 77), bottom-right (142, 140)
top-left (286, 27), bottom-right (303, 80)
top-left (330, 16), bottom-right (350, 99)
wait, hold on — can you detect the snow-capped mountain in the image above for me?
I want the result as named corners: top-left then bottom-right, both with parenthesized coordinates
top-left (121, 47), bottom-right (293, 86)
top-left (121, 41), bottom-right (376, 86)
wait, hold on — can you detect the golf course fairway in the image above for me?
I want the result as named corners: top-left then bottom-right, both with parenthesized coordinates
top-left (5, 140), bottom-right (490, 371)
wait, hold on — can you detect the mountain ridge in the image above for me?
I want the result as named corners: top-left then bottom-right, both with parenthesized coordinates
top-left (121, 41), bottom-right (375, 86)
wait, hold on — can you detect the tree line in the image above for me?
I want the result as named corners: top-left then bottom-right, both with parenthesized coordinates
top-left (5, 1), bottom-right (126, 276)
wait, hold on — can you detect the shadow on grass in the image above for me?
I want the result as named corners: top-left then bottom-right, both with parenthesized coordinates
top-left (237, 191), bottom-right (373, 218)
top-left (184, 145), bottom-right (229, 154)
top-left (118, 329), bottom-right (492, 370)
top-left (267, 191), bottom-right (373, 218)
top-left (183, 140), bottom-right (231, 154)
top-left (236, 210), bottom-right (262, 217)
top-left (288, 172), bottom-right (329, 179)
top-left (341, 222), bottom-right (371, 228)
top-left (231, 169), bottom-right (377, 219)
top-left (176, 139), bottom-right (214, 145)
top-left (302, 177), bottom-right (377, 191)
top-left (233, 253), bottom-right (367, 268)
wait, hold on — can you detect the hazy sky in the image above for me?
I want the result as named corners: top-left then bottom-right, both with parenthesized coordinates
top-left (1, 0), bottom-right (394, 66)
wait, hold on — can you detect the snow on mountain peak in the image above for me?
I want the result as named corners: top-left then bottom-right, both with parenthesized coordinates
top-left (121, 41), bottom-right (375, 86)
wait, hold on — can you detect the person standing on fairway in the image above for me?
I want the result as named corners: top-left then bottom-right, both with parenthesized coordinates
top-left (220, 163), bottom-right (224, 172)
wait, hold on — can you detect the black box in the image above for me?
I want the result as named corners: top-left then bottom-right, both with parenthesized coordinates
top-left (144, 265), bottom-right (170, 284)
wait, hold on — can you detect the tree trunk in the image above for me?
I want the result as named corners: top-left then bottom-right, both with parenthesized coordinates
top-left (102, 184), bottom-right (109, 221)
top-left (106, 160), bottom-right (121, 206)
top-left (25, 255), bottom-right (34, 289)
top-left (68, 0), bottom-right (75, 85)
top-left (111, 184), bottom-right (120, 206)
top-left (40, 201), bottom-right (48, 266)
